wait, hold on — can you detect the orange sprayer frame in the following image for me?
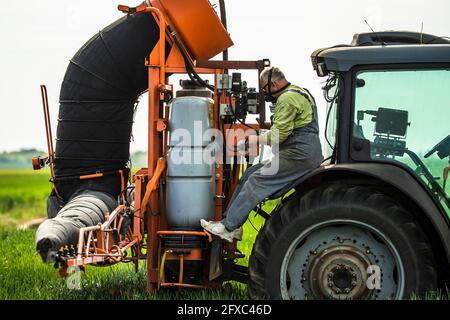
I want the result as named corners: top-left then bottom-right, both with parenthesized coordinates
top-left (64, 1), bottom-right (269, 294)
top-left (139, 4), bottom-right (227, 292)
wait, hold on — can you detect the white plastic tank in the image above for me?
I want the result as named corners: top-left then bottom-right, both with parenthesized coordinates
top-left (166, 92), bottom-right (215, 230)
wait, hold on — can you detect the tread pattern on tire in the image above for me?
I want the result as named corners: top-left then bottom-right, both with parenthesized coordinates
top-left (248, 184), bottom-right (437, 300)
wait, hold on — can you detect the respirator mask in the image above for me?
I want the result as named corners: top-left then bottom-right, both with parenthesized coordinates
top-left (263, 67), bottom-right (277, 103)
top-left (263, 68), bottom-right (291, 111)
top-left (269, 103), bottom-right (276, 113)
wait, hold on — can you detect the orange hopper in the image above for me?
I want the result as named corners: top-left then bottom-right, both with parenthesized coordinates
top-left (150, 0), bottom-right (234, 60)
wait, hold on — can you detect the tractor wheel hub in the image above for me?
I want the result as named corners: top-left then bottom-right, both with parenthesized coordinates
top-left (307, 245), bottom-right (373, 299)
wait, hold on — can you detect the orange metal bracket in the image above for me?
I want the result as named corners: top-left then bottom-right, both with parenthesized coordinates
top-left (155, 119), bottom-right (167, 132)
top-left (139, 6), bottom-right (166, 84)
top-left (141, 157), bottom-right (166, 217)
top-left (79, 172), bottom-right (103, 180)
top-left (31, 156), bottom-right (48, 170)
top-left (118, 169), bottom-right (125, 194)
top-left (117, 4), bottom-right (147, 14)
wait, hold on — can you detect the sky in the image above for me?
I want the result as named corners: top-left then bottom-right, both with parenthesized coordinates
top-left (0, 0), bottom-right (449, 153)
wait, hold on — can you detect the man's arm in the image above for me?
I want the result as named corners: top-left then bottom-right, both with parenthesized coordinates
top-left (261, 101), bottom-right (298, 146)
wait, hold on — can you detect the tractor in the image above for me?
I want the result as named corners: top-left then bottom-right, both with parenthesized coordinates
top-left (33, 0), bottom-right (450, 300)
top-left (248, 32), bottom-right (450, 299)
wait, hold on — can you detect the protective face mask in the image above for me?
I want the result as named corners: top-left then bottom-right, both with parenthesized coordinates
top-left (264, 82), bottom-right (291, 104)
top-left (263, 67), bottom-right (276, 103)
top-left (264, 93), bottom-right (277, 103)
top-left (269, 103), bottom-right (276, 113)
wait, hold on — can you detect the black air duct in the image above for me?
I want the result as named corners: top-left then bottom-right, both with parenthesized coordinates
top-left (36, 11), bottom-right (168, 260)
top-left (54, 12), bottom-right (162, 200)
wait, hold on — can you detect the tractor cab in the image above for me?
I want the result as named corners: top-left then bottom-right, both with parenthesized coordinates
top-left (312, 32), bottom-right (450, 215)
top-left (247, 32), bottom-right (450, 300)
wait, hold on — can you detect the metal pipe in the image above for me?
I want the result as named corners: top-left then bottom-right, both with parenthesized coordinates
top-left (101, 205), bottom-right (125, 229)
top-left (79, 173), bottom-right (104, 180)
top-left (120, 239), bottom-right (138, 252)
top-left (40, 85), bottom-right (59, 194)
top-left (137, 5), bottom-right (166, 84)
top-left (219, 0), bottom-right (229, 63)
top-left (178, 254), bottom-right (184, 284)
top-left (157, 230), bottom-right (213, 242)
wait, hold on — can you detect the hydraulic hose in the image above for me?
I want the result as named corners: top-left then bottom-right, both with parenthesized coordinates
top-left (170, 28), bottom-right (215, 91)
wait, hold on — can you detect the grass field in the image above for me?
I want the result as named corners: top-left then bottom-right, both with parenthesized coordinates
top-left (0, 168), bottom-right (270, 300)
top-left (0, 169), bottom-right (51, 227)
top-left (2, 169), bottom-right (448, 300)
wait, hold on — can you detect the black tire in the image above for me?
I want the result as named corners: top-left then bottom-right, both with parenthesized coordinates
top-left (248, 184), bottom-right (437, 300)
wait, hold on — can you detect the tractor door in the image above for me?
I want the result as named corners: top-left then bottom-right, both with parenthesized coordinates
top-left (350, 66), bottom-right (450, 215)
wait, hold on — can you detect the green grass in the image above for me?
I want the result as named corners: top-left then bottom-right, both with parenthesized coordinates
top-left (0, 168), bottom-right (274, 300)
top-left (410, 289), bottom-right (450, 300)
top-left (0, 222), bottom-right (265, 300)
top-left (0, 169), bottom-right (51, 227)
top-left (0, 227), bottom-right (250, 300)
top-left (1, 169), bottom-right (449, 300)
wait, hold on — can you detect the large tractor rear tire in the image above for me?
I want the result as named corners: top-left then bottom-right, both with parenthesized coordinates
top-left (248, 184), bottom-right (437, 300)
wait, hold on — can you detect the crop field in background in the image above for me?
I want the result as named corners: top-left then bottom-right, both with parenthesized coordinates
top-left (0, 169), bottom-right (50, 228)
top-left (0, 168), bottom-right (270, 300)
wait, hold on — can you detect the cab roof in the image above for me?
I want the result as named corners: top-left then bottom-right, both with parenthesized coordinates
top-left (311, 32), bottom-right (450, 76)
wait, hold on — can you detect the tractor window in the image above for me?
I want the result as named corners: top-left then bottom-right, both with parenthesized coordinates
top-left (323, 74), bottom-right (341, 160)
top-left (353, 68), bottom-right (450, 215)
top-left (325, 100), bottom-right (337, 159)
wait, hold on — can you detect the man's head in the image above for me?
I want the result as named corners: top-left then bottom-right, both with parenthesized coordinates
top-left (260, 67), bottom-right (290, 103)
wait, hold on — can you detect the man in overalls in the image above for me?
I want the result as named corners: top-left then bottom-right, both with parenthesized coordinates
top-left (201, 67), bottom-right (323, 242)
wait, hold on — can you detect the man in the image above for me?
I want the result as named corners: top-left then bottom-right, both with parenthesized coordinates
top-left (201, 67), bottom-right (323, 242)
